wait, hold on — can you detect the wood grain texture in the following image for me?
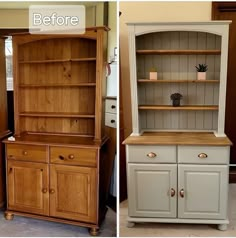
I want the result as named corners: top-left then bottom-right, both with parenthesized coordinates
top-left (7, 160), bottom-right (49, 216)
top-left (136, 50), bottom-right (221, 55)
top-left (138, 80), bottom-right (220, 83)
top-left (138, 105), bottom-right (218, 110)
top-left (123, 132), bottom-right (232, 145)
top-left (50, 164), bottom-right (97, 223)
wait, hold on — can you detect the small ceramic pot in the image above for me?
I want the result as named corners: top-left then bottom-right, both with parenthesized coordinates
top-left (149, 72), bottom-right (158, 80)
top-left (172, 99), bottom-right (180, 107)
top-left (197, 72), bottom-right (206, 80)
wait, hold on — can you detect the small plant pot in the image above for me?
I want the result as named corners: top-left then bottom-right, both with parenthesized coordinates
top-left (149, 72), bottom-right (158, 80)
top-left (172, 99), bottom-right (181, 107)
top-left (197, 72), bottom-right (206, 80)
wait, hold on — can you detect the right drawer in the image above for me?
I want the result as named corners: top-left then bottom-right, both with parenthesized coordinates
top-left (127, 145), bottom-right (176, 163)
top-left (178, 146), bottom-right (230, 164)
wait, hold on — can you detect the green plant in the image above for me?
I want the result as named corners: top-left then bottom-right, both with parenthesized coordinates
top-left (170, 93), bottom-right (183, 100)
top-left (149, 67), bottom-right (157, 72)
top-left (195, 64), bottom-right (208, 72)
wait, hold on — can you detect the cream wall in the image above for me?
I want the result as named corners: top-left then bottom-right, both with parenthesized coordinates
top-left (120, 1), bottom-right (212, 138)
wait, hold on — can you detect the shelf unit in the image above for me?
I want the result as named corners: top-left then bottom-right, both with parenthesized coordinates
top-left (4, 27), bottom-right (113, 235)
top-left (125, 21), bottom-right (232, 231)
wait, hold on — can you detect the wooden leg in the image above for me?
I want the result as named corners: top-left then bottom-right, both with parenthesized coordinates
top-left (127, 221), bottom-right (135, 228)
top-left (89, 228), bottom-right (99, 236)
top-left (4, 212), bottom-right (14, 221)
top-left (218, 224), bottom-right (227, 231)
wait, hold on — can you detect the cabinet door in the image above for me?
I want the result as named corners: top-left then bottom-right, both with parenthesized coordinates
top-left (7, 160), bottom-right (49, 215)
top-left (49, 164), bottom-right (97, 223)
top-left (178, 165), bottom-right (228, 219)
top-left (128, 164), bottom-right (177, 218)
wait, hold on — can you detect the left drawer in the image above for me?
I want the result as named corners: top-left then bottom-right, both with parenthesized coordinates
top-left (6, 144), bottom-right (47, 163)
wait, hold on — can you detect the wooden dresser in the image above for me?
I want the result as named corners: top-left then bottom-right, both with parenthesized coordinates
top-left (3, 28), bottom-right (113, 236)
top-left (124, 21), bottom-right (232, 230)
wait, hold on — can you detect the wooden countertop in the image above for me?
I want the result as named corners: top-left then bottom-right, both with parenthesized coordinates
top-left (123, 132), bottom-right (232, 146)
top-left (3, 132), bottom-right (109, 148)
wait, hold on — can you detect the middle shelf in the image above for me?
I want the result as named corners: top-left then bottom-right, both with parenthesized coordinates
top-left (19, 112), bottom-right (95, 118)
top-left (138, 105), bottom-right (219, 111)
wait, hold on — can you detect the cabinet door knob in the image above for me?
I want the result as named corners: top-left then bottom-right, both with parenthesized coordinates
top-left (22, 151), bottom-right (28, 155)
top-left (68, 154), bottom-right (74, 160)
top-left (147, 152), bottom-right (157, 158)
top-left (111, 119), bottom-right (115, 123)
top-left (179, 189), bottom-right (184, 198)
top-left (42, 188), bottom-right (47, 193)
top-left (49, 189), bottom-right (55, 194)
top-left (170, 188), bottom-right (175, 197)
top-left (9, 168), bottom-right (12, 173)
top-left (198, 153), bottom-right (208, 159)
top-left (111, 105), bottom-right (116, 109)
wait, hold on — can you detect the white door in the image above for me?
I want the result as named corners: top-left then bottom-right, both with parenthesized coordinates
top-left (128, 164), bottom-right (177, 218)
top-left (178, 164), bottom-right (228, 219)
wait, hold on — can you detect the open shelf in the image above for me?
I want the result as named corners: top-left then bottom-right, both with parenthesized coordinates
top-left (19, 83), bottom-right (96, 88)
top-left (138, 105), bottom-right (219, 110)
top-left (138, 79), bottom-right (220, 83)
top-left (19, 112), bottom-right (95, 118)
top-left (136, 50), bottom-right (221, 55)
top-left (19, 58), bottom-right (96, 64)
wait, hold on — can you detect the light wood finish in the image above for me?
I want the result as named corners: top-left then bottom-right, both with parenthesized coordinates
top-left (7, 160), bottom-right (49, 216)
top-left (89, 228), bottom-right (99, 236)
top-left (136, 49), bottom-right (221, 55)
top-left (138, 79), bottom-right (220, 83)
top-left (7, 144), bottom-right (47, 163)
top-left (138, 105), bottom-right (218, 111)
top-left (4, 27), bottom-right (112, 233)
top-left (50, 146), bottom-right (97, 167)
top-left (124, 132), bottom-right (232, 145)
top-left (50, 164), bottom-right (97, 223)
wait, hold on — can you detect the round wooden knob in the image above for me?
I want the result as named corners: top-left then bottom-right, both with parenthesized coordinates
top-left (49, 189), bottom-right (55, 194)
top-left (68, 154), bottom-right (74, 160)
top-left (22, 151), bottom-right (28, 155)
top-left (42, 188), bottom-right (47, 193)
top-left (147, 152), bottom-right (157, 158)
top-left (198, 153), bottom-right (208, 159)
top-left (170, 188), bottom-right (175, 197)
top-left (179, 189), bottom-right (184, 198)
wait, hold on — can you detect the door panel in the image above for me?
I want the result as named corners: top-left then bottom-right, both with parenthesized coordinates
top-left (7, 160), bottom-right (49, 215)
top-left (49, 164), bottom-right (97, 223)
top-left (178, 164), bottom-right (228, 219)
top-left (128, 164), bottom-right (177, 218)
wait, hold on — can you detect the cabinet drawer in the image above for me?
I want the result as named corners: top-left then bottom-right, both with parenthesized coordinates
top-left (105, 113), bottom-right (116, 128)
top-left (6, 144), bottom-right (47, 163)
top-left (50, 147), bottom-right (97, 167)
top-left (178, 146), bottom-right (230, 164)
top-left (127, 145), bottom-right (176, 163)
top-left (105, 99), bottom-right (117, 113)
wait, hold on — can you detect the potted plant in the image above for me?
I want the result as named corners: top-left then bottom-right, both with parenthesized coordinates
top-left (195, 63), bottom-right (208, 80)
top-left (170, 93), bottom-right (183, 107)
top-left (149, 67), bottom-right (158, 80)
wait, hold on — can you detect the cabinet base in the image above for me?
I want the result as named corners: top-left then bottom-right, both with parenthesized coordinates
top-left (89, 228), bottom-right (99, 236)
top-left (5, 210), bottom-right (99, 231)
top-left (127, 216), bottom-right (229, 230)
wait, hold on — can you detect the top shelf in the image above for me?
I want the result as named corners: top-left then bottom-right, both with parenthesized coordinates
top-left (19, 58), bottom-right (97, 64)
top-left (136, 50), bottom-right (221, 55)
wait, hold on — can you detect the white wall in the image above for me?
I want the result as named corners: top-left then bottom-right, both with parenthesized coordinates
top-left (120, 1), bottom-right (212, 138)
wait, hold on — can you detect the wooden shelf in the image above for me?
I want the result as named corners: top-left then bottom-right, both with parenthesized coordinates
top-left (138, 105), bottom-right (219, 110)
top-left (19, 112), bottom-right (95, 118)
top-left (19, 58), bottom-right (96, 64)
top-left (136, 50), bottom-right (221, 55)
top-left (138, 79), bottom-right (220, 83)
top-left (19, 83), bottom-right (96, 88)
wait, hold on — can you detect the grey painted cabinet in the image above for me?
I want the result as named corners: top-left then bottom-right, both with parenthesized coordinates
top-left (178, 164), bottom-right (228, 219)
top-left (128, 164), bottom-right (177, 218)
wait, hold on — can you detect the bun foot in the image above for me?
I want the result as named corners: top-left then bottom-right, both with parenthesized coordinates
top-left (127, 221), bottom-right (135, 228)
top-left (89, 228), bottom-right (99, 236)
top-left (5, 212), bottom-right (14, 220)
top-left (218, 224), bottom-right (227, 231)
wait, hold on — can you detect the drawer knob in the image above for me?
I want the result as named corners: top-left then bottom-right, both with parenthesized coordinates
top-left (111, 105), bottom-right (116, 109)
top-left (147, 152), bottom-right (157, 158)
top-left (22, 151), bottom-right (28, 156)
top-left (49, 189), bottom-right (55, 194)
top-left (111, 119), bottom-right (115, 123)
top-left (170, 188), bottom-right (175, 197)
top-left (42, 188), bottom-right (47, 193)
top-left (179, 189), bottom-right (184, 198)
top-left (198, 153), bottom-right (208, 159)
top-left (68, 154), bottom-right (74, 160)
